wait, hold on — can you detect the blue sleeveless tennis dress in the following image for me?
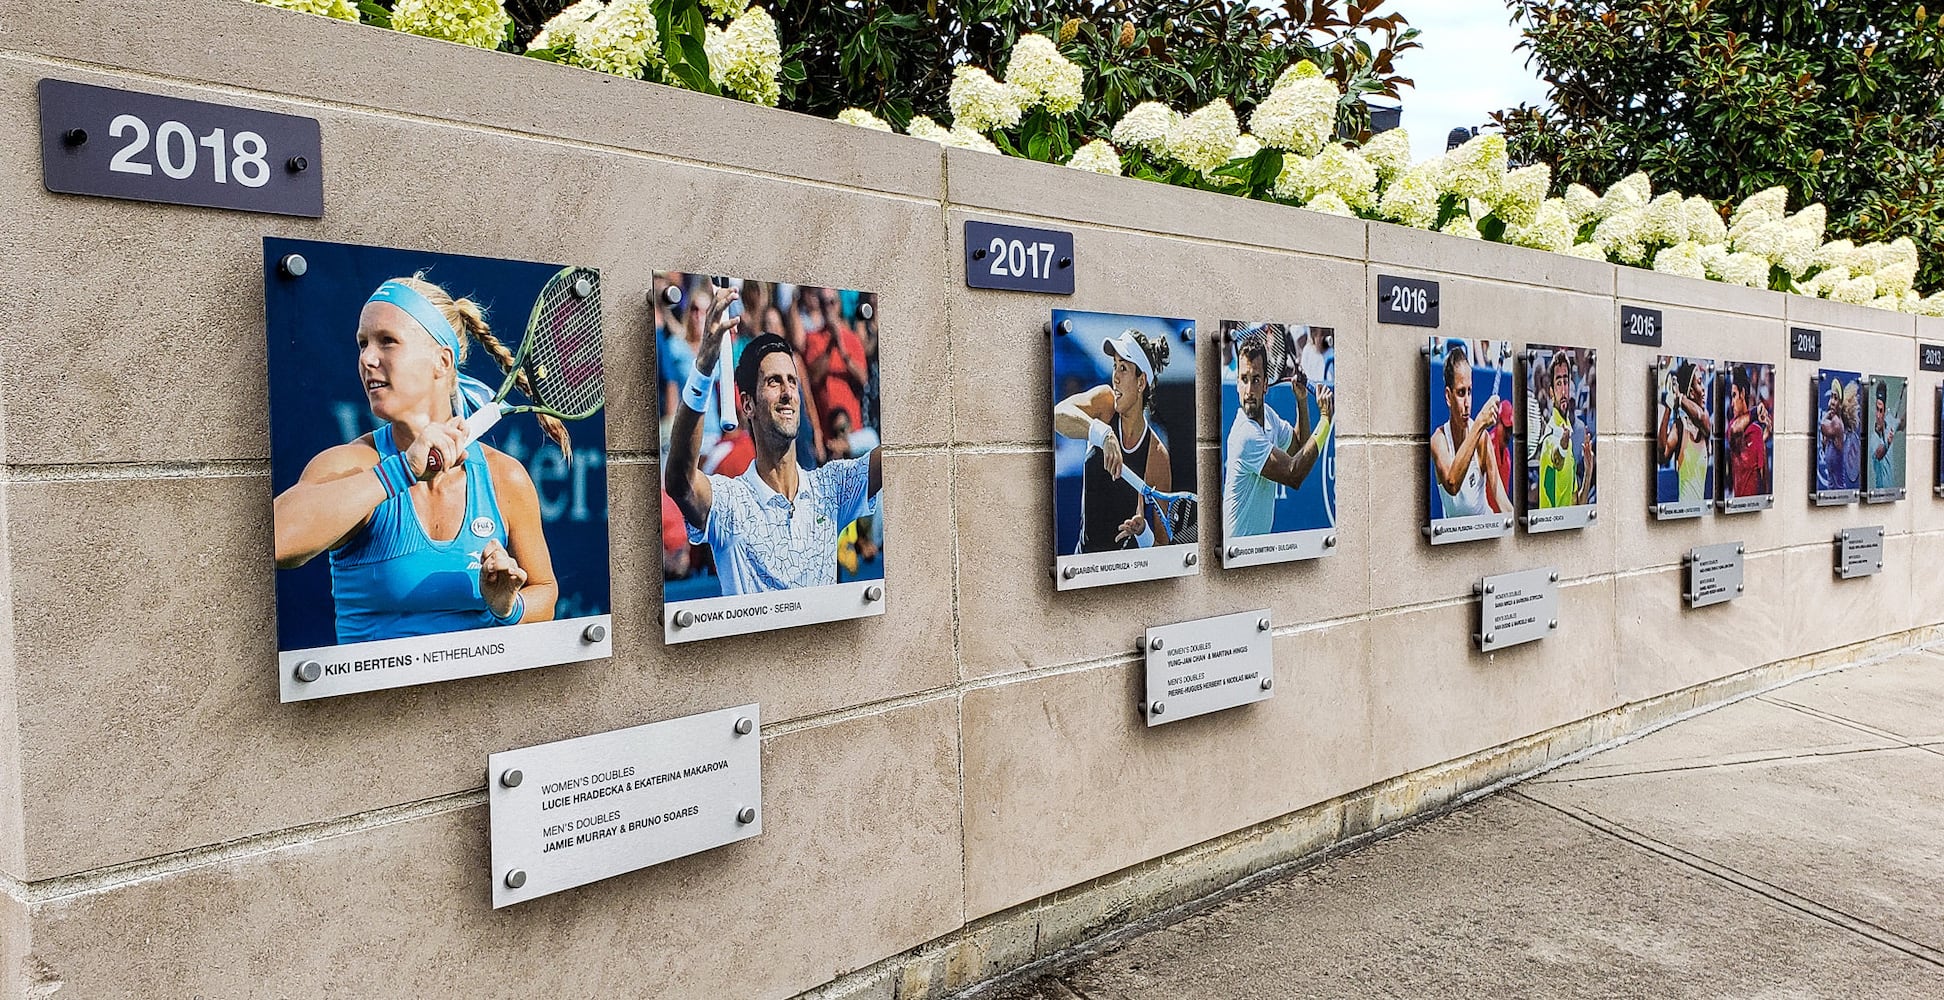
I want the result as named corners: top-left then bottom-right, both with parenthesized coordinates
top-left (329, 425), bottom-right (509, 643)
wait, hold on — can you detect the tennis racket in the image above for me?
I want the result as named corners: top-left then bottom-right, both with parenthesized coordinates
top-left (1238, 323), bottom-right (1301, 386)
top-left (712, 277), bottom-right (740, 432)
top-left (428, 265), bottom-right (606, 473)
top-left (1117, 464), bottom-right (1199, 544)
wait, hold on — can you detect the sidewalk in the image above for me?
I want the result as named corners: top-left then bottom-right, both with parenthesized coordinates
top-left (986, 651), bottom-right (1944, 999)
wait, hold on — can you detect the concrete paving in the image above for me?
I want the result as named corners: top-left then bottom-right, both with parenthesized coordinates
top-left (983, 653), bottom-right (1944, 999)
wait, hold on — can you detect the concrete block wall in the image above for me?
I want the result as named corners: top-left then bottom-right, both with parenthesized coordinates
top-left (1, 2), bottom-right (1938, 996)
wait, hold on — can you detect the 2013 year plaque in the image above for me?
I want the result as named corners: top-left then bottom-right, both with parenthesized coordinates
top-left (488, 704), bottom-right (762, 908)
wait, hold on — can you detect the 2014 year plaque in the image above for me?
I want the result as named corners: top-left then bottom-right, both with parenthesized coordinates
top-left (488, 704), bottom-right (762, 908)
top-left (1475, 567), bottom-right (1559, 651)
top-left (1685, 541), bottom-right (1745, 608)
top-left (1142, 609), bottom-right (1273, 726)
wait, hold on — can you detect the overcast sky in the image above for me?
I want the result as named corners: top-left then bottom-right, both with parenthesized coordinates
top-left (1390, 3), bottom-right (1551, 161)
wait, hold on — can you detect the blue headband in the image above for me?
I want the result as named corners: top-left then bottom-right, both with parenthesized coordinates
top-left (367, 280), bottom-right (495, 421)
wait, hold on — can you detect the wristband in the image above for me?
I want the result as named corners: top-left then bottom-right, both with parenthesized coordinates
top-left (1087, 418), bottom-right (1110, 450)
top-left (1310, 415), bottom-right (1333, 450)
top-left (490, 592), bottom-right (525, 626)
top-left (1133, 519), bottom-right (1155, 548)
top-left (373, 453), bottom-right (416, 499)
top-left (682, 365), bottom-right (716, 413)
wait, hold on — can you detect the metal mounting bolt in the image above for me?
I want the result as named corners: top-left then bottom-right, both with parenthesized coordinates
top-left (1548, 619), bottom-right (1559, 629)
top-left (1484, 583), bottom-right (1496, 595)
top-left (1184, 551), bottom-right (1199, 567)
top-left (1261, 677), bottom-right (1274, 691)
top-left (859, 302), bottom-right (874, 320)
top-left (504, 869), bottom-right (527, 889)
top-left (734, 717), bottom-right (755, 736)
top-left (1483, 633), bottom-right (1496, 644)
top-left (285, 155), bottom-right (309, 173)
top-left (1057, 319), bottom-right (1073, 336)
top-left (673, 609), bottom-right (695, 628)
top-left (581, 623), bottom-right (607, 644)
top-left (737, 807), bottom-right (757, 824)
top-left (1058, 256), bottom-right (1072, 268)
top-left (1150, 702), bottom-right (1166, 716)
top-left (972, 247), bottom-right (987, 259)
top-left (864, 584), bottom-right (884, 602)
top-left (571, 277), bottom-right (593, 299)
top-left (1150, 636), bottom-right (1164, 651)
top-left (500, 769), bottom-right (523, 788)
top-left (1257, 617), bottom-right (1271, 631)
top-left (1324, 534), bottom-right (1338, 548)
top-left (1227, 546), bottom-right (1239, 559)
top-left (278, 253), bottom-right (308, 278)
top-left (62, 128), bottom-right (87, 146)
top-left (1588, 510), bottom-right (1598, 521)
top-left (662, 284), bottom-right (682, 305)
top-left (1061, 565), bottom-right (1078, 580)
top-left (1549, 571), bottom-right (1559, 583)
top-left (293, 660), bottom-right (322, 683)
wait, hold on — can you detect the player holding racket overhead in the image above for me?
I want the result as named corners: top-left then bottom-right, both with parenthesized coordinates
top-left (272, 276), bottom-right (560, 641)
top-left (1659, 360), bottom-right (1714, 503)
top-left (1224, 325), bottom-right (1334, 538)
top-left (666, 287), bottom-right (883, 596)
top-left (1430, 341), bottom-right (1512, 518)
top-left (1054, 329), bottom-right (1177, 552)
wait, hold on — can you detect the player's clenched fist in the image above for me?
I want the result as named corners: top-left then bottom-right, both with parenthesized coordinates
top-left (405, 416), bottom-right (465, 480)
top-left (479, 539), bottom-right (529, 620)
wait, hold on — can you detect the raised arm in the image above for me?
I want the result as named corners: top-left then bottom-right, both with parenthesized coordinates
top-left (1054, 384), bottom-right (1125, 477)
top-left (665, 289), bottom-right (739, 531)
top-left (1259, 385), bottom-right (1332, 489)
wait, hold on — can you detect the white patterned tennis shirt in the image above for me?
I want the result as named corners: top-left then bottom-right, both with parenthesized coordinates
top-left (689, 456), bottom-right (874, 595)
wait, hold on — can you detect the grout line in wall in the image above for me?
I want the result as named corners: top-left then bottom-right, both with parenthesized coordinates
top-left (4, 460), bottom-right (268, 482)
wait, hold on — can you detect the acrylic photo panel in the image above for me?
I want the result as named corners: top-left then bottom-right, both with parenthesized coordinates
top-left (1521, 344), bottom-right (1596, 533)
top-left (654, 273), bottom-right (886, 643)
top-left (1425, 337), bottom-right (1516, 544)
top-left (1652, 355), bottom-right (1716, 520)
top-left (1216, 321), bottom-right (1338, 567)
top-left (1051, 309), bottom-right (1200, 589)
top-left (1863, 374), bottom-right (1908, 503)
top-left (264, 237), bottom-right (612, 701)
top-left (1718, 361), bottom-right (1776, 513)
top-left (1812, 367), bottom-right (1864, 505)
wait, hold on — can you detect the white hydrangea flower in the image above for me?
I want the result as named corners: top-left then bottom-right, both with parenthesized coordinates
top-left (1887, 236), bottom-right (1920, 271)
top-left (390, 0), bottom-right (512, 49)
top-left (1004, 33), bottom-right (1084, 116)
top-left (1652, 241), bottom-right (1708, 280)
top-left (252, 0), bottom-right (362, 22)
top-left (1231, 133), bottom-right (1262, 161)
top-left (1717, 251), bottom-right (1773, 289)
top-left (1358, 128), bottom-right (1411, 183)
top-left (948, 65), bottom-right (1024, 132)
top-left (1639, 193), bottom-right (1688, 246)
top-left (1307, 144), bottom-right (1378, 211)
top-left (1439, 215), bottom-right (1483, 240)
top-left (574, 0), bottom-right (661, 77)
top-left (700, 0), bottom-right (745, 18)
top-left (1812, 239), bottom-right (1856, 273)
top-left (1591, 207), bottom-right (1647, 264)
top-left (1776, 213), bottom-right (1821, 276)
top-left (1731, 215), bottom-right (1813, 276)
top-left (1249, 76), bottom-right (1337, 156)
top-left (1111, 102), bottom-right (1181, 154)
top-left (1306, 191), bottom-right (1355, 217)
top-left (1375, 160), bottom-right (1442, 228)
top-left (905, 115), bottom-right (952, 142)
top-left (1273, 59), bottom-right (1324, 90)
top-left (1727, 186), bottom-right (1789, 240)
top-left (943, 125), bottom-right (1002, 154)
top-left (529, 0), bottom-right (602, 49)
top-left (704, 4), bottom-right (781, 105)
top-left (1871, 294), bottom-right (1908, 313)
top-left (1563, 183), bottom-right (1603, 225)
top-left (1564, 241), bottom-right (1610, 261)
top-left (1874, 261), bottom-right (1918, 297)
top-left (1271, 153), bottom-right (1315, 201)
top-left (835, 108), bottom-right (894, 132)
top-left (1800, 266), bottom-right (1850, 298)
top-left (1832, 274), bottom-right (1878, 305)
top-left (1846, 240), bottom-right (1895, 276)
top-left (1612, 171), bottom-right (1652, 204)
top-left (1681, 195), bottom-right (1726, 245)
top-left (1163, 100), bottom-right (1242, 174)
top-left (1439, 133), bottom-right (1506, 201)
top-left (1791, 203), bottom-right (1827, 243)
top-left (1066, 139), bottom-right (1123, 175)
top-left (1595, 176), bottom-right (1647, 219)
top-left (1915, 292), bottom-right (1944, 317)
top-left (1505, 198), bottom-right (1575, 253)
top-left (1489, 163), bottom-right (1550, 227)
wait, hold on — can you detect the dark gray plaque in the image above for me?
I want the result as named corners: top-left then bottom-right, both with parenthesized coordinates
top-left (1835, 526), bottom-right (1884, 579)
top-left (1142, 609), bottom-right (1273, 726)
top-left (1620, 305), bottom-right (1664, 347)
top-left (1789, 327), bottom-right (1822, 361)
top-left (964, 221), bottom-right (1074, 294)
top-left (1378, 275), bottom-right (1440, 327)
top-left (1920, 343), bottom-right (1944, 373)
top-left (39, 78), bottom-right (323, 217)
top-left (487, 704), bottom-right (762, 908)
top-left (1685, 542), bottom-right (1744, 608)
top-left (1475, 567), bottom-right (1559, 651)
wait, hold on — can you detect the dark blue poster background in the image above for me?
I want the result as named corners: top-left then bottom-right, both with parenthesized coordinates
top-left (264, 237), bottom-right (610, 652)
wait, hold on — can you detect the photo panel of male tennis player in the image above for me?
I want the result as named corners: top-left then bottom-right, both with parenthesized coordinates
top-left (264, 237), bottom-right (612, 702)
top-left (1520, 344), bottom-right (1597, 533)
top-left (1864, 374), bottom-right (1909, 503)
top-left (1652, 355), bottom-right (1716, 520)
top-left (1216, 320), bottom-right (1336, 568)
top-left (1051, 309), bottom-right (1200, 590)
top-left (655, 272), bottom-right (885, 643)
top-left (1812, 367), bottom-right (1864, 505)
top-left (1425, 337), bottom-right (1516, 544)
top-left (1718, 361), bottom-right (1776, 513)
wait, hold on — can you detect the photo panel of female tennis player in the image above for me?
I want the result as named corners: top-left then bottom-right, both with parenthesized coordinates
top-left (1520, 344), bottom-right (1597, 533)
top-left (264, 237), bottom-right (611, 702)
top-left (655, 272), bottom-right (885, 643)
top-left (1051, 309), bottom-right (1199, 589)
top-left (1718, 361), bottom-right (1776, 513)
top-left (1812, 368), bottom-right (1864, 505)
top-left (1652, 355), bottom-right (1716, 520)
top-left (1216, 321), bottom-right (1337, 568)
top-left (1425, 337), bottom-right (1516, 544)
top-left (1863, 374), bottom-right (1909, 503)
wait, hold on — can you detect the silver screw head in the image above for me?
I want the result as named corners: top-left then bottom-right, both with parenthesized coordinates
top-left (572, 276), bottom-right (594, 299)
top-left (1061, 565), bottom-right (1078, 580)
top-left (1260, 677), bottom-right (1273, 691)
top-left (1227, 546), bottom-right (1239, 559)
top-left (673, 609), bottom-right (695, 628)
top-left (1184, 552), bottom-right (1198, 567)
top-left (1736, 543), bottom-right (1744, 554)
top-left (504, 869), bottom-right (527, 889)
top-left (1432, 525), bottom-right (1446, 536)
top-left (1057, 320), bottom-right (1073, 336)
top-left (662, 284), bottom-right (682, 305)
top-left (864, 584), bottom-right (884, 602)
top-left (737, 807), bottom-right (757, 824)
top-left (1548, 619), bottom-right (1559, 629)
top-left (1324, 534), bottom-right (1338, 547)
top-left (1150, 702), bottom-right (1166, 716)
top-left (278, 253), bottom-right (308, 278)
top-left (293, 660), bottom-right (322, 683)
top-left (1150, 636), bottom-right (1164, 651)
top-left (1549, 571), bottom-right (1559, 583)
top-left (1484, 634), bottom-right (1496, 644)
top-left (1503, 519), bottom-right (1513, 530)
top-left (1588, 510), bottom-right (1598, 521)
top-left (500, 768), bottom-right (523, 788)
top-left (734, 717), bottom-right (754, 736)
top-left (1736, 583), bottom-right (1744, 592)
top-left (581, 623), bottom-right (608, 643)
top-left (1484, 583), bottom-right (1496, 595)
top-left (1257, 617), bottom-right (1270, 631)
top-left (859, 302), bottom-right (874, 320)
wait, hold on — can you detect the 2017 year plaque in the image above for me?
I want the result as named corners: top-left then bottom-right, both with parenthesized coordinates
top-left (1142, 609), bottom-right (1273, 726)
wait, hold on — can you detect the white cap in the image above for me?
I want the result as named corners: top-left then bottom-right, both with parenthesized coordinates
top-left (1102, 330), bottom-right (1155, 385)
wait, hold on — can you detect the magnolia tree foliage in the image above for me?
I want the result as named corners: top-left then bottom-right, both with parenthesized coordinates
top-left (1498, 0), bottom-right (1944, 289)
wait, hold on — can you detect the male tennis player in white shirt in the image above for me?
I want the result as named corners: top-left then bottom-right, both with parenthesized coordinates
top-left (1223, 330), bottom-right (1333, 538)
top-left (666, 288), bottom-right (882, 595)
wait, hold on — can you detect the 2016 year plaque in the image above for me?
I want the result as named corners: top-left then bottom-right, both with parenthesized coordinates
top-left (488, 704), bottom-right (762, 908)
top-left (1142, 609), bottom-right (1273, 726)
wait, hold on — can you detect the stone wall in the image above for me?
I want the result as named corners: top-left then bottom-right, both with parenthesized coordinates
top-left (2, 2), bottom-right (1940, 997)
